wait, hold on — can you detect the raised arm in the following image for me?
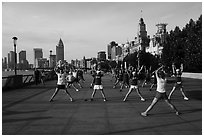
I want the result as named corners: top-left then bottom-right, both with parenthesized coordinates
top-left (172, 63), bottom-right (175, 74)
top-left (138, 65), bottom-right (144, 74)
top-left (180, 63), bottom-right (183, 73)
top-left (155, 65), bottom-right (163, 78)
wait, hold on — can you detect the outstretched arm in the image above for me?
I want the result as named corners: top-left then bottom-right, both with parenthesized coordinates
top-left (155, 65), bottom-right (163, 78)
top-left (180, 63), bottom-right (183, 73)
top-left (138, 65), bottom-right (144, 74)
top-left (172, 63), bottom-right (175, 74)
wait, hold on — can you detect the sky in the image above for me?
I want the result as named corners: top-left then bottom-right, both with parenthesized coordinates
top-left (2, 2), bottom-right (202, 64)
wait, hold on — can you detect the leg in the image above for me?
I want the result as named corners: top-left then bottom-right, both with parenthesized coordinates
top-left (91, 89), bottom-right (97, 100)
top-left (64, 89), bottom-right (73, 101)
top-left (71, 83), bottom-right (79, 91)
top-left (123, 87), bottom-right (133, 101)
top-left (77, 82), bottom-right (83, 88)
top-left (100, 89), bottom-right (107, 101)
top-left (168, 86), bottom-right (176, 100)
top-left (49, 88), bottom-right (59, 102)
top-left (150, 83), bottom-right (155, 91)
top-left (41, 78), bottom-right (45, 85)
top-left (136, 88), bottom-right (145, 101)
top-left (113, 80), bottom-right (119, 88)
top-left (35, 78), bottom-right (38, 85)
top-left (164, 99), bottom-right (180, 115)
top-left (180, 87), bottom-right (189, 100)
top-left (141, 98), bottom-right (158, 116)
top-left (120, 83), bottom-right (124, 91)
top-left (142, 79), bottom-right (146, 87)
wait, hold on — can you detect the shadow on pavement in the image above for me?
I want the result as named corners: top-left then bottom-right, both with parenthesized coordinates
top-left (186, 90), bottom-right (202, 100)
top-left (3, 109), bottom-right (48, 116)
top-left (3, 88), bottom-right (51, 110)
top-left (104, 119), bottom-right (201, 135)
top-left (2, 116), bottom-right (52, 123)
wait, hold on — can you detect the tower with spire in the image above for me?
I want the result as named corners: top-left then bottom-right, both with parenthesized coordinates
top-left (129, 17), bottom-right (150, 53)
top-left (56, 38), bottom-right (64, 62)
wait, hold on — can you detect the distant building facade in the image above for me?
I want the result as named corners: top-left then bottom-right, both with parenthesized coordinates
top-left (107, 41), bottom-right (123, 61)
top-left (97, 51), bottom-right (106, 61)
top-left (56, 38), bottom-right (64, 62)
top-left (2, 57), bottom-right (7, 70)
top-left (49, 50), bottom-right (56, 68)
top-left (19, 50), bottom-right (29, 70)
top-left (129, 18), bottom-right (150, 53)
top-left (8, 51), bottom-right (15, 70)
top-left (36, 58), bottom-right (49, 68)
top-left (19, 50), bottom-right (26, 62)
top-left (33, 48), bottom-right (43, 68)
top-left (146, 23), bottom-right (168, 56)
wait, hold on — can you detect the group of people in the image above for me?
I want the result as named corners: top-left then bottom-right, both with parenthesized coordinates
top-left (34, 68), bottom-right (46, 85)
top-left (49, 60), bottom-right (189, 117)
top-left (49, 60), bottom-right (85, 102)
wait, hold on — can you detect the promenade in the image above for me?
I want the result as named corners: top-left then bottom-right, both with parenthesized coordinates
top-left (2, 74), bottom-right (202, 135)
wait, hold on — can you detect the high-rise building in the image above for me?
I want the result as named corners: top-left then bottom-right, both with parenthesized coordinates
top-left (36, 58), bottom-right (49, 68)
top-left (111, 45), bottom-right (122, 61)
top-left (18, 50), bottom-right (29, 70)
top-left (2, 57), bottom-right (7, 69)
top-left (82, 56), bottom-right (87, 68)
top-left (8, 51), bottom-right (15, 70)
top-left (56, 38), bottom-right (64, 62)
top-left (107, 44), bottom-right (112, 60)
top-left (107, 41), bottom-right (117, 60)
top-left (19, 50), bottom-right (26, 63)
top-left (49, 50), bottom-right (56, 68)
top-left (7, 53), bottom-right (10, 69)
top-left (97, 51), bottom-right (106, 61)
top-left (33, 48), bottom-right (43, 68)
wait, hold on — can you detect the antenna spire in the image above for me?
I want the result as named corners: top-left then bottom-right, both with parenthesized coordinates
top-left (141, 10), bottom-right (143, 18)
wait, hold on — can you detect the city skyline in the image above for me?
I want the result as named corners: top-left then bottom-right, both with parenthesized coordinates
top-left (2, 2), bottom-right (202, 64)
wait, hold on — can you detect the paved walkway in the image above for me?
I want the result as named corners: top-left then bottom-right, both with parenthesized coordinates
top-left (2, 74), bottom-right (202, 135)
top-left (182, 72), bottom-right (202, 79)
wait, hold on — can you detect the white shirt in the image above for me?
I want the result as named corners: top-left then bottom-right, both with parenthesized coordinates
top-left (156, 77), bottom-right (167, 93)
top-left (57, 73), bottom-right (66, 85)
top-left (72, 72), bottom-right (77, 78)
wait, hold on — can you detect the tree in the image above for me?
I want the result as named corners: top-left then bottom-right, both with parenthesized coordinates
top-left (161, 15), bottom-right (202, 72)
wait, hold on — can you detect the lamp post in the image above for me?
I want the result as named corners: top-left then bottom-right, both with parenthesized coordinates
top-left (137, 51), bottom-right (140, 70)
top-left (12, 37), bottom-right (18, 75)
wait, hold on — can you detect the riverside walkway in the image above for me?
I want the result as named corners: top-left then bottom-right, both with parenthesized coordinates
top-left (2, 73), bottom-right (202, 135)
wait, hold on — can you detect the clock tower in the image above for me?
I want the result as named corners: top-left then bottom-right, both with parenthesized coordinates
top-left (133, 18), bottom-right (150, 52)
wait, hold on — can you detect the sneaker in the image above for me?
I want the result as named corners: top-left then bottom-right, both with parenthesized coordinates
top-left (90, 98), bottom-right (94, 101)
top-left (123, 99), bottom-right (126, 102)
top-left (104, 99), bottom-right (107, 102)
top-left (76, 89), bottom-right (79, 92)
top-left (141, 98), bottom-right (145, 102)
top-left (184, 97), bottom-right (189, 101)
top-left (49, 99), bottom-right (53, 102)
top-left (176, 111), bottom-right (180, 116)
top-left (149, 88), bottom-right (152, 91)
top-left (120, 89), bottom-right (122, 92)
top-left (113, 86), bottom-right (116, 89)
top-left (70, 98), bottom-right (74, 102)
top-left (141, 112), bottom-right (147, 117)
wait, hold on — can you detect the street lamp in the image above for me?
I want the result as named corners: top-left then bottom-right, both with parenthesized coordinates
top-left (137, 51), bottom-right (140, 69)
top-left (12, 37), bottom-right (18, 75)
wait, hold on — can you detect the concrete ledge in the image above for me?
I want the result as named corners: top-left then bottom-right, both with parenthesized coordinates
top-left (182, 72), bottom-right (202, 79)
